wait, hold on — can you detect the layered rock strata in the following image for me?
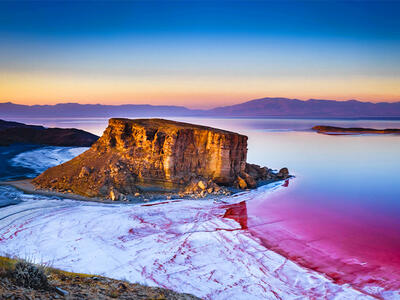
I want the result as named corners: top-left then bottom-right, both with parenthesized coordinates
top-left (33, 118), bottom-right (288, 200)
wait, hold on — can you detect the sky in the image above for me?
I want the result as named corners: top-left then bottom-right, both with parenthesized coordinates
top-left (0, 0), bottom-right (399, 108)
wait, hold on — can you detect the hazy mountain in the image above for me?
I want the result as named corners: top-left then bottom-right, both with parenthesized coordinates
top-left (0, 102), bottom-right (201, 118)
top-left (207, 98), bottom-right (400, 118)
top-left (1, 98), bottom-right (400, 119)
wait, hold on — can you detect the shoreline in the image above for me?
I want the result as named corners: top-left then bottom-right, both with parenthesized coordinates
top-left (0, 178), bottom-right (255, 205)
top-left (0, 179), bottom-right (128, 204)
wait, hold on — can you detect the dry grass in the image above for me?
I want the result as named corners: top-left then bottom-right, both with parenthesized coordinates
top-left (0, 255), bottom-right (200, 299)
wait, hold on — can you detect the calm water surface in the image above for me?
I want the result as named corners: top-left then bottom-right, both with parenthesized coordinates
top-left (4, 116), bottom-right (400, 290)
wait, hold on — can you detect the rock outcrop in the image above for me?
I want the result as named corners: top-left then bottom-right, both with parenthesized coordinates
top-left (312, 125), bottom-right (400, 135)
top-left (0, 119), bottom-right (99, 147)
top-left (33, 118), bottom-right (289, 200)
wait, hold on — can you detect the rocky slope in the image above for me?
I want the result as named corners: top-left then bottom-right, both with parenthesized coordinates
top-left (0, 119), bottom-right (99, 146)
top-left (0, 256), bottom-right (199, 299)
top-left (33, 118), bottom-right (288, 200)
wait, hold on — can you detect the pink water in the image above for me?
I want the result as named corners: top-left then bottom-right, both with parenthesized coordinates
top-left (211, 120), bottom-right (400, 295)
top-left (247, 185), bottom-right (400, 293)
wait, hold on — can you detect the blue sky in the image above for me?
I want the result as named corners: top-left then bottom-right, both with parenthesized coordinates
top-left (1, 0), bottom-right (399, 108)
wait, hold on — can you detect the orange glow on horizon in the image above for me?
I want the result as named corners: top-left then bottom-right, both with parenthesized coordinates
top-left (1, 72), bottom-right (399, 109)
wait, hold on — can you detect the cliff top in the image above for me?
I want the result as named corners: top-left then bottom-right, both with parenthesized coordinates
top-left (109, 118), bottom-right (244, 136)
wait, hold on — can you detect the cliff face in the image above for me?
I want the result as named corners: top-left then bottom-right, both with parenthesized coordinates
top-left (33, 118), bottom-right (267, 199)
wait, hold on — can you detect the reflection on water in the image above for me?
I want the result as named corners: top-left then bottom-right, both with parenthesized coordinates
top-left (222, 201), bottom-right (248, 230)
top-left (244, 128), bottom-right (400, 292)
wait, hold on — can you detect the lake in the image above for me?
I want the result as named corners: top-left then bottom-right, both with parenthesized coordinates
top-left (1, 116), bottom-right (399, 297)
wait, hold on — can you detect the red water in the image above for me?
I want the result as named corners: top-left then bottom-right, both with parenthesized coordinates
top-left (222, 201), bottom-right (248, 230)
top-left (222, 184), bottom-right (400, 296)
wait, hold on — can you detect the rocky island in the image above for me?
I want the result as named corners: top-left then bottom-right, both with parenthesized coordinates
top-left (33, 118), bottom-right (289, 201)
top-left (312, 125), bottom-right (400, 135)
top-left (0, 119), bottom-right (99, 147)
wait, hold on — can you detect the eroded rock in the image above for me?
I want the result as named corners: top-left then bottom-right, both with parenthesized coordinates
top-left (197, 181), bottom-right (206, 190)
top-left (236, 176), bottom-right (248, 189)
top-left (79, 167), bottom-right (91, 178)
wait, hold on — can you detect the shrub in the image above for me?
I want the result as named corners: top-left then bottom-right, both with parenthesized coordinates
top-left (12, 260), bottom-right (49, 290)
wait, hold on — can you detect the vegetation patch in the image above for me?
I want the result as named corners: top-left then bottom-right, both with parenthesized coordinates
top-left (0, 256), bottom-right (199, 299)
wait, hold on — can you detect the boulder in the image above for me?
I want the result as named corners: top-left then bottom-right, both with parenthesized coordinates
top-left (277, 168), bottom-right (289, 179)
top-left (197, 181), bottom-right (207, 190)
top-left (245, 163), bottom-right (269, 180)
top-left (236, 176), bottom-right (248, 189)
top-left (242, 172), bottom-right (257, 188)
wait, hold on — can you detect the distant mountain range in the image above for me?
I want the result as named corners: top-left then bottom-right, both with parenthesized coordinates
top-left (0, 102), bottom-right (199, 118)
top-left (1, 98), bottom-right (400, 119)
top-left (207, 98), bottom-right (400, 118)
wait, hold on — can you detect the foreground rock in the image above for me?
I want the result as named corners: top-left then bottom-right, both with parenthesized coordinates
top-left (312, 125), bottom-right (400, 135)
top-left (0, 256), bottom-right (199, 300)
top-left (0, 119), bottom-right (99, 147)
top-left (33, 118), bottom-right (289, 200)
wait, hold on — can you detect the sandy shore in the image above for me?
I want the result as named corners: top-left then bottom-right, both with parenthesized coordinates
top-left (0, 179), bottom-right (125, 204)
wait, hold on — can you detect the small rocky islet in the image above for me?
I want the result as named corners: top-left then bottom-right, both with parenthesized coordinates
top-left (33, 118), bottom-right (290, 201)
top-left (312, 125), bottom-right (400, 135)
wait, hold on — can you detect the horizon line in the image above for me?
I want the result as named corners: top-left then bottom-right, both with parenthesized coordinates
top-left (2, 96), bottom-right (400, 110)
